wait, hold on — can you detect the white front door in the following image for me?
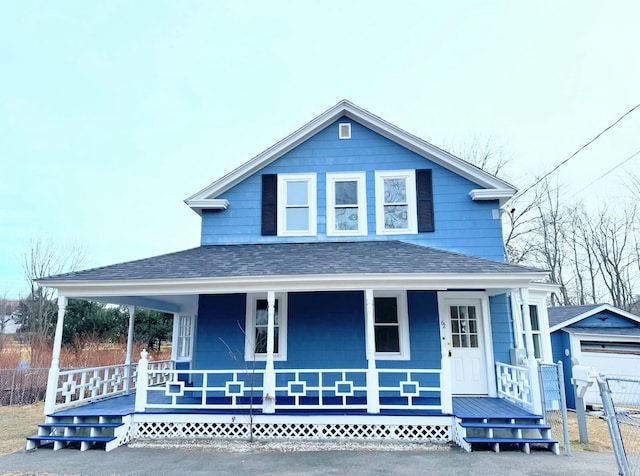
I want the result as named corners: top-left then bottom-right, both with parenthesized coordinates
top-left (442, 298), bottom-right (489, 395)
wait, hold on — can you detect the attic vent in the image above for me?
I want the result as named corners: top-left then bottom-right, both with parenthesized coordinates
top-left (339, 123), bottom-right (351, 139)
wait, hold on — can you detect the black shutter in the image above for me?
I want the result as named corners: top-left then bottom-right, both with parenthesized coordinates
top-left (261, 174), bottom-right (277, 236)
top-left (416, 169), bottom-right (435, 232)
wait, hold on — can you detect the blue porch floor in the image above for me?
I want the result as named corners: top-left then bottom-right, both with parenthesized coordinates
top-left (50, 394), bottom-right (542, 420)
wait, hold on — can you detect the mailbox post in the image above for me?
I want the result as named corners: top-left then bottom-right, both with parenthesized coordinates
top-left (572, 365), bottom-right (597, 443)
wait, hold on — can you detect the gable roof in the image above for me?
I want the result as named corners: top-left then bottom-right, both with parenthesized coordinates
top-left (39, 241), bottom-right (544, 283)
top-left (548, 303), bottom-right (640, 332)
top-left (185, 100), bottom-right (517, 215)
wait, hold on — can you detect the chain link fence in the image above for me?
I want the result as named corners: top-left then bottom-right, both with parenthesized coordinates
top-left (539, 361), bottom-right (570, 455)
top-left (0, 368), bottom-right (49, 405)
top-left (597, 376), bottom-right (640, 476)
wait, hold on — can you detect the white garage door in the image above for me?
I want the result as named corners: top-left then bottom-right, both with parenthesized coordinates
top-left (580, 343), bottom-right (640, 406)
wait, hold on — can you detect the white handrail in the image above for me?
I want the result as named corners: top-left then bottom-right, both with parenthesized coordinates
top-left (53, 360), bottom-right (175, 412)
top-left (496, 361), bottom-right (533, 411)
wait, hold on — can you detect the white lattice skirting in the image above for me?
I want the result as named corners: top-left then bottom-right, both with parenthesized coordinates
top-left (133, 415), bottom-right (452, 443)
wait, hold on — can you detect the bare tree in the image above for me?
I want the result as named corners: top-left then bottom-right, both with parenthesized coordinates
top-left (19, 238), bottom-right (86, 365)
top-left (445, 135), bottom-right (512, 178)
top-left (502, 187), bottom-right (543, 264)
top-left (530, 180), bottom-right (573, 305)
top-left (584, 206), bottom-right (638, 310)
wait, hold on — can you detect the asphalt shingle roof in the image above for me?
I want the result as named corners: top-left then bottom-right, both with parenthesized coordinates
top-left (40, 241), bottom-right (544, 282)
top-left (547, 304), bottom-right (603, 328)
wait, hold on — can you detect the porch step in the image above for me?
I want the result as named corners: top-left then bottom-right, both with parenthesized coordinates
top-left (26, 415), bottom-right (128, 452)
top-left (455, 415), bottom-right (559, 455)
top-left (26, 435), bottom-right (116, 451)
top-left (460, 422), bottom-right (551, 431)
top-left (464, 437), bottom-right (559, 454)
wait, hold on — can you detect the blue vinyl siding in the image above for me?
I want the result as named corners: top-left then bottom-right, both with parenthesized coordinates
top-left (193, 294), bottom-right (250, 371)
top-left (194, 291), bottom-right (442, 375)
top-left (489, 294), bottom-right (513, 364)
top-left (550, 330), bottom-right (575, 408)
top-left (201, 118), bottom-right (505, 260)
top-left (568, 311), bottom-right (639, 329)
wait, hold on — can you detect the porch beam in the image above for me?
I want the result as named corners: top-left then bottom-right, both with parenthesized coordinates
top-left (44, 295), bottom-right (67, 415)
top-left (263, 291), bottom-right (276, 413)
top-left (519, 288), bottom-right (543, 414)
top-left (364, 289), bottom-right (380, 413)
top-left (125, 306), bottom-right (135, 394)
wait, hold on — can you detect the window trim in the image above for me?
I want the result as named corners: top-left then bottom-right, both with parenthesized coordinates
top-left (339, 122), bottom-right (351, 139)
top-left (277, 173), bottom-right (317, 236)
top-left (371, 291), bottom-right (411, 361)
top-left (174, 314), bottom-right (195, 362)
top-left (326, 171), bottom-right (368, 236)
top-left (510, 292), bottom-right (552, 363)
top-left (244, 293), bottom-right (288, 362)
top-left (374, 170), bottom-right (417, 235)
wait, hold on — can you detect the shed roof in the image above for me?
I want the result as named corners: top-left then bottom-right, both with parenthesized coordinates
top-left (548, 304), bottom-right (640, 332)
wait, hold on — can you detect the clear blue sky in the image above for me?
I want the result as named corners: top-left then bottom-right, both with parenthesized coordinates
top-left (2, 1), bottom-right (639, 298)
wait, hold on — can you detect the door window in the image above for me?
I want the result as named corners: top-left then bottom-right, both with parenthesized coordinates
top-left (450, 305), bottom-right (479, 348)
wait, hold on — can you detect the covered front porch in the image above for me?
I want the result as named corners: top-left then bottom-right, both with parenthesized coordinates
top-left (33, 241), bottom-right (552, 451)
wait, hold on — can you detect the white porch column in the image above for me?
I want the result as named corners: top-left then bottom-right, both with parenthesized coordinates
top-left (44, 295), bottom-right (67, 415)
top-left (364, 289), bottom-right (380, 413)
top-left (519, 288), bottom-right (543, 415)
top-left (171, 313), bottom-right (180, 362)
top-left (263, 291), bottom-right (276, 413)
top-left (134, 349), bottom-right (149, 412)
top-left (124, 306), bottom-right (135, 394)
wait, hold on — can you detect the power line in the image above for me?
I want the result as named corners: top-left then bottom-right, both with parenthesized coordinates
top-left (572, 148), bottom-right (640, 196)
top-left (512, 102), bottom-right (640, 201)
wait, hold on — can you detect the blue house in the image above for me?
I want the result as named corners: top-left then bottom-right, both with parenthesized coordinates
top-left (549, 304), bottom-right (640, 409)
top-left (30, 100), bottom-right (558, 453)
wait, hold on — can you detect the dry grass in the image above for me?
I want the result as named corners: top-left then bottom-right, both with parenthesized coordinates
top-left (564, 411), bottom-right (613, 452)
top-left (0, 402), bottom-right (45, 455)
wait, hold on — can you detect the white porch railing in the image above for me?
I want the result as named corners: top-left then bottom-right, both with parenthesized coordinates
top-left (144, 368), bottom-right (266, 410)
top-left (52, 360), bottom-right (174, 412)
top-left (135, 360), bottom-right (443, 412)
top-left (495, 361), bottom-right (533, 412)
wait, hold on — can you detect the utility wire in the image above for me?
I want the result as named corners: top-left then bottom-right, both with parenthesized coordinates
top-left (512, 102), bottom-right (640, 201)
top-left (572, 147), bottom-right (640, 196)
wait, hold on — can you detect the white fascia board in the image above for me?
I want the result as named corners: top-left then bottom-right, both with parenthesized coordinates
top-left (43, 271), bottom-right (548, 299)
top-left (469, 189), bottom-right (516, 207)
top-left (566, 330), bottom-right (640, 343)
top-left (184, 100), bottom-right (516, 213)
top-left (184, 199), bottom-right (229, 216)
top-left (548, 303), bottom-right (640, 333)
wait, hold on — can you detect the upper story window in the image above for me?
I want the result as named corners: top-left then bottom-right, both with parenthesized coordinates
top-left (374, 170), bottom-right (417, 235)
top-left (277, 173), bottom-right (317, 236)
top-left (326, 172), bottom-right (367, 236)
top-left (245, 293), bottom-right (288, 361)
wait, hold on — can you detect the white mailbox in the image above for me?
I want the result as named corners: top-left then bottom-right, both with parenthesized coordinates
top-left (572, 365), bottom-right (598, 398)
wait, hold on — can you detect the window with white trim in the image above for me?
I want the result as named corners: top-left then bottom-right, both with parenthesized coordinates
top-left (176, 315), bottom-right (194, 361)
top-left (521, 305), bottom-right (542, 359)
top-left (372, 292), bottom-right (410, 360)
top-left (245, 294), bottom-right (288, 361)
top-left (326, 172), bottom-right (367, 236)
top-left (277, 173), bottom-right (317, 236)
top-left (374, 170), bottom-right (417, 235)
